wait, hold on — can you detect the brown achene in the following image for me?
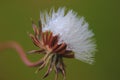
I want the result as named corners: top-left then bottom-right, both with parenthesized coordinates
top-left (0, 20), bottom-right (74, 80)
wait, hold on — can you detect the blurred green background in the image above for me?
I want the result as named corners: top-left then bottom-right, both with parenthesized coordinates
top-left (0, 0), bottom-right (120, 80)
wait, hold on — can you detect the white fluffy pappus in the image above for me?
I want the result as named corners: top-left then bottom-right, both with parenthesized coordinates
top-left (40, 7), bottom-right (96, 64)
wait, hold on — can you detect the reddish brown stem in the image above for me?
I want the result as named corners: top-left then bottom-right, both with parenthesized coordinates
top-left (0, 41), bottom-right (43, 67)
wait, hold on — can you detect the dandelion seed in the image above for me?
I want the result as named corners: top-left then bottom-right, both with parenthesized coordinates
top-left (29, 7), bottom-right (96, 80)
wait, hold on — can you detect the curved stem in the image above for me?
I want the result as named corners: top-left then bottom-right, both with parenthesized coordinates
top-left (0, 41), bottom-right (43, 67)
